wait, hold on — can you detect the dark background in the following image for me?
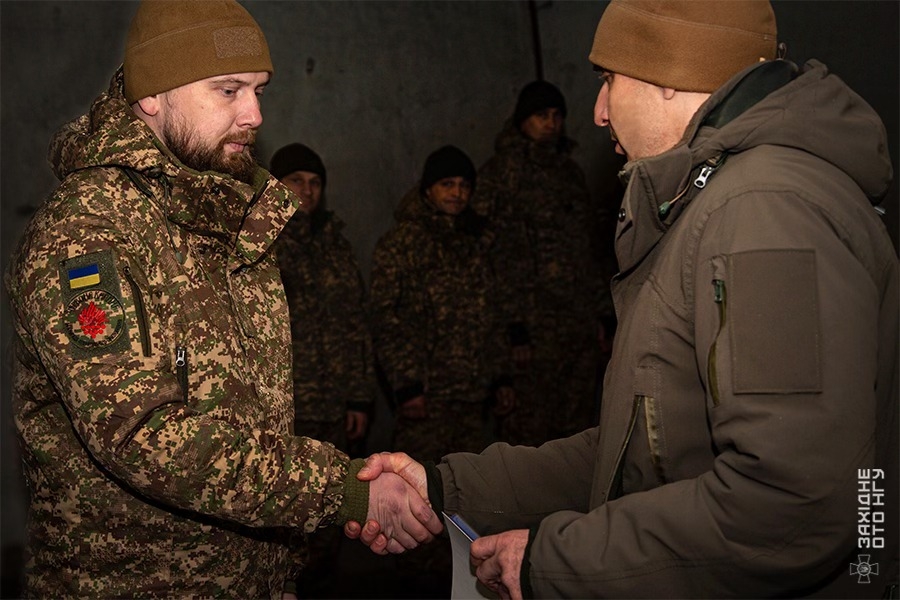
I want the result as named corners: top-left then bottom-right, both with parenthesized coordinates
top-left (2, 1), bottom-right (898, 596)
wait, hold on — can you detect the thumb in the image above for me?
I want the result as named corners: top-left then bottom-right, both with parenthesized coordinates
top-left (470, 535), bottom-right (496, 561)
top-left (344, 521), bottom-right (361, 539)
top-left (357, 452), bottom-right (389, 480)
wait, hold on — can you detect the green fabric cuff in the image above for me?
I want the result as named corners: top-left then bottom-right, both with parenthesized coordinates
top-left (336, 458), bottom-right (369, 525)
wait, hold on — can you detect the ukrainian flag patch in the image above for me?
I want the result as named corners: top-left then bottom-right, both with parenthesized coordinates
top-left (68, 263), bottom-right (101, 290)
top-left (58, 249), bottom-right (129, 359)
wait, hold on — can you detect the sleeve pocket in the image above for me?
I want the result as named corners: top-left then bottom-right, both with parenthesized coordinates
top-left (729, 249), bottom-right (822, 394)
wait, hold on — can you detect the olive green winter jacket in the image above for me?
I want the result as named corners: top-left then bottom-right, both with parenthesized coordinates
top-left (436, 59), bottom-right (898, 598)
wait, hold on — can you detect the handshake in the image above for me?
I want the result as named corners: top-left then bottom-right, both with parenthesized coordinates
top-left (345, 451), bottom-right (439, 555)
top-left (345, 451), bottom-right (530, 599)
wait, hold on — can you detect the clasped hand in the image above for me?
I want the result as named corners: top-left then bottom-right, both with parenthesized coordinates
top-left (361, 453), bottom-right (442, 554)
top-left (347, 452), bottom-right (528, 600)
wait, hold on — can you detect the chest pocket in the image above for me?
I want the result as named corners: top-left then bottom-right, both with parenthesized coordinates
top-left (707, 250), bottom-right (822, 406)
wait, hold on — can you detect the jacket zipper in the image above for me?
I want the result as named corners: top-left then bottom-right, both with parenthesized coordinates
top-left (657, 155), bottom-right (725, 220)
top-left (605, 395), bottom-right (644, 500)
top-left (123, 265), bottom-right (152, 357)
top-left (175, 345), bottom-right (189, 403)
top-left (708, 279), bottom-right (727, 406)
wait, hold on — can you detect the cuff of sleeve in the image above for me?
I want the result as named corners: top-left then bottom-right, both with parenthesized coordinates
top-left (520, 526), bottom-right (539, 598)
top-left (395, 381), bottom-right (425, 405)
top-left (507, 322), bottom-right (531, 346)
top-left (336, 458), bottom-right (369, 526)
top-left (282, 579), bottom-right (297, 596)
top-left (423, 460), bottom-right (445, 522)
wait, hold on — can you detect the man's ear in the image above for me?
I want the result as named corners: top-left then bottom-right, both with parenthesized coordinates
top-left (135, 95), bottom-right (161, 117)
top-left (662, 87), bottom-right (677, 101)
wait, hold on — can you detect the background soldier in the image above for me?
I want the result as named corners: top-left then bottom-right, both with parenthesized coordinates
top-left (369, 145), bottom-right (515, 596)
top-left (270, 142), bottom-right (377, 597)
top-left (473, 80), bottom-right (614, 446)
top-left (271, 143), bottom-right (374, 453)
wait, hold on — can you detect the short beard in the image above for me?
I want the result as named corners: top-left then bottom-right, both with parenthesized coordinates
top-left (162, 115), bottom-right (259, 185)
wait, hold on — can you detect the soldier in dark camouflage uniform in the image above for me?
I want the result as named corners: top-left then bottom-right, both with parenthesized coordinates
top-left (472, 81), bottom-right (614, 446)
top-left (270, 143), bottom-right (376, 598)
top-left (3, 2), bottom-right (439, 597)
top-left (271, 143), bottom-right (374, 452)
top-left (369, 145), bottom-right (516, 596)
top-left (371, 146), bottom-right (515, 461)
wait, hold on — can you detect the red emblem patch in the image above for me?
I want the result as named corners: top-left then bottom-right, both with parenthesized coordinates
top-left (77, 301), bottom-right (108, 339)
top-left (65, 289), bottom-right (126, 349)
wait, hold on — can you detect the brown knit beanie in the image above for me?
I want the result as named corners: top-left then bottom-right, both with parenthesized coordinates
top-left (124, 0), bottom-right (273, 104)
top-left (589, 0), bottom-right (777, 93)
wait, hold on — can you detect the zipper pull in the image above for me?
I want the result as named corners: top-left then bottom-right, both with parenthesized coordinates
top-left (175, 345), bottom-right (189, 403)
top-left (713, 279), bottom-right (725, 303)
top-left (694, 165), bottom-right (714, 189)
top-left (175, 346), bottom-right (186, 367)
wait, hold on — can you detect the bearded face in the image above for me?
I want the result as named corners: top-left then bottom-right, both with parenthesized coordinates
top-left (162, 111), bottom-right (259, 185)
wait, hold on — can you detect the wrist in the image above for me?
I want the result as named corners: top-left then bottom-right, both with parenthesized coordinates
top-left (520, 526), bottom-right (538, 598)
top-left (336, 458), bottom-right (369, 525)
top-left (423, 460), bottom-right (445, 521)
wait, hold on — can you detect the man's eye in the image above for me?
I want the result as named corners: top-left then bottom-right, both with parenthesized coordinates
top-left (221, 88), bottom-right (237, 97)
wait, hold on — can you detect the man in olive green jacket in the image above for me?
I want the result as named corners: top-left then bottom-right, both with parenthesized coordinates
top-left (349, 2), bottom-right (898, 598)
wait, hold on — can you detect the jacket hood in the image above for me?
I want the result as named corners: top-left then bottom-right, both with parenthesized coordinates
top-left (689, 59), bottom-right (892, 202)
top-left (614, 59), bottom-right (892, 275)
top-left (49, 68), bottom-right (163, 180)
top-left (627, 60), bottom-right (892, 206)
top-left (394, 184), bottom-right (434, 223)
top-left (48, 68), bottom-right (298, 265)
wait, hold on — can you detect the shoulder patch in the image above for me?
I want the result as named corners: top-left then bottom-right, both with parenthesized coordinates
top-left (58, 250), bottom-right (130, 358)
top-left (64, 290), bottom-right (127, 348)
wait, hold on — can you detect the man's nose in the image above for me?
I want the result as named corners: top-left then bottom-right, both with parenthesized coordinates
top-left (594, 85), bottom-right (610, 127)
top-left (238, 94), bottom-right (263, 129)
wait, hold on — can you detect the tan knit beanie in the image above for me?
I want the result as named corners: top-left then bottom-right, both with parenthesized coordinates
top-left (589, 0), bottom-right (777, 93)
top-left (124, 0), bottom-right (273, 104)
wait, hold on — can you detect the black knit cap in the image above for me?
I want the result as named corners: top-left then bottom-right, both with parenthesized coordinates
top-left (420, 145), bottom-right (476, 195)
top-left (269, 143), bottom-right (327, 188)
top-left (513, 80), bottom-right (568, 128)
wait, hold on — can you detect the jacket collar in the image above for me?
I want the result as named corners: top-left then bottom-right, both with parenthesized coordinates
top-left (53, 68), bottom-right (299, 266)
top-left (614, 60), bottom-right (798, 274)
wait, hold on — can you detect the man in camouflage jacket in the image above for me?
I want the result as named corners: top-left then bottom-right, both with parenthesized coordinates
top-left (370, 146), bottom-right (515, 462)
top-left (4, 2), bottom-right (439, 597)
top-left (270, 143), bottom-right (377, 598)
top-left (473, 81), bottom-right (613, 445)
top-left (271, 143), bottom-right (375, 452)
top-left (369, 145), bottom-right (515, 597)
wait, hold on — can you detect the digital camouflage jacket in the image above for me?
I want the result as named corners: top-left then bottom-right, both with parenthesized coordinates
top-left (274, 208), bottom-right (375, 425)
top-left (5, 69), bottom-right (367, 598)
top-left (473, 121), bottom-right (612, 343)
top-left (369, 188), bottom-right (511, 407)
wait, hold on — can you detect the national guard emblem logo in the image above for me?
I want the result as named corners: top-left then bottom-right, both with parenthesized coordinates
top-left (65, 289), bottom-right (126, 349)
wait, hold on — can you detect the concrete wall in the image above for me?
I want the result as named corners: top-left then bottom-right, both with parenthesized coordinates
top-left (1, 0), bottom-right (897, 589)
